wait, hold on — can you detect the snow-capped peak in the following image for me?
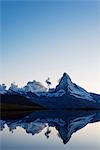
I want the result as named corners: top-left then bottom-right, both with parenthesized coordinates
top-left (56, 73), bottom-right (94, 101)
top-left (23, 80), bottom-right (47, 93)
top-left (0, 84), bottom-right (7, 94)
top-left (8, 83), bottom-right (20, 93)
top-left (8, 80), bottom-right (47, 95)
top-left (56, 73), bottom-right (72, 90)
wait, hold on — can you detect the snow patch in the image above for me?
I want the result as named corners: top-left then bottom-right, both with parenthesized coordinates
top-left (37, 89), bottom-right (66, 97)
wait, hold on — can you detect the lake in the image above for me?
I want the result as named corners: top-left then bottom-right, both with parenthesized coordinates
top-left (0, 110), bottom-right (100, 150)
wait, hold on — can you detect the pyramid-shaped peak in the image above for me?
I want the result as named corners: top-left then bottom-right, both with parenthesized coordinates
top-left (56, 72), bottom-right (72, 90)
top-left (60, 73), bottom-right (71, 84)
top-left (62, 72), bottom-right (71, 80)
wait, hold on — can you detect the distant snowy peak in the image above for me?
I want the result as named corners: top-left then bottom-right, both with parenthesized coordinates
top-left (0, 84), bottom-right (7, 94)
top-left (8, 80), bottom-right (47, 95)
top-left (23, 80), bottom-right (47, 93)
top-left (56, 73), bottom-right (94, 101)
top-left (8, 83), bottom-right (24, 95)
top-left (8, 83), bottom-right (19, 93)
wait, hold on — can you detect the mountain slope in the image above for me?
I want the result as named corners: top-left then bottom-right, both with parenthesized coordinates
top-left (56, 73), bottom-right (94, 101)
top-left (0, 84), bottom-right (7, 94)
top-left (0, 93), bottom-right (45, 110)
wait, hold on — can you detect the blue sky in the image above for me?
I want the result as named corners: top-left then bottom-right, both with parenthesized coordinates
top-left (1, 1), bottom-right (100, 93)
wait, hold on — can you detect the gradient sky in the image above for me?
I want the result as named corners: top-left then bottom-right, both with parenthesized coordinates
top-left (1, 0), bottom-right (100, 93)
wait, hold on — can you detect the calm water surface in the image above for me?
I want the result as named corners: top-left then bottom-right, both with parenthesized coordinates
top-left (0, 110), bottom-right (100, 150)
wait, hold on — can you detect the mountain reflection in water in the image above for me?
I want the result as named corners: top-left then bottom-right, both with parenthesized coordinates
top-left (0, 110), bottom-right (100, 145)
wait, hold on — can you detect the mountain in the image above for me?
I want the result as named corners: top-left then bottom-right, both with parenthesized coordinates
top-left (0, 73), bottom-right (100, 109)
top-left (26, 73), bottom-right (100, 109)
top-left (55, 73), bottom-right (94, 101)
top-left (8, 81), bottom-right (47, 95)
top-left (0, 84), bottom-right (7, 94)
top-left (0, 94), bottom-right (44, 110)
top-left (23, 80), bottom-right (47, 93)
